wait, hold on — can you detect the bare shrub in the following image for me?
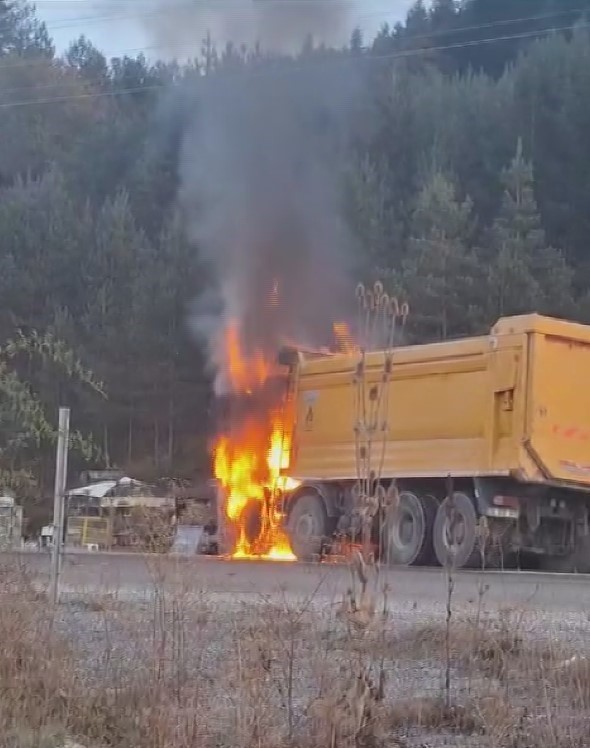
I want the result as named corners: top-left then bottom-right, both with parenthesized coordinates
top-left (1, 557), bottom-right (589, 748)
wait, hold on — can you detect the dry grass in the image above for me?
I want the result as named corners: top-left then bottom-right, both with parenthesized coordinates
top-left (387, 695), bottom-right (488, 733)
top-left (0, 560), bottom-right (588, 748)
top-left (0, 571), bottom-right (74, 747)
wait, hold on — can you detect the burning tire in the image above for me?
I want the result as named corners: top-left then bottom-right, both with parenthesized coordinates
top-left (432, 492), bottom-right (479, 568)
top-left (382, 491), bottom-right (437, 566)
top-left (287, 493), bottom-right (328, 561)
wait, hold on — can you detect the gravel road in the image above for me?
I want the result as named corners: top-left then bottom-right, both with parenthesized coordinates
top-left (4, 550), bottom-right (590, 612)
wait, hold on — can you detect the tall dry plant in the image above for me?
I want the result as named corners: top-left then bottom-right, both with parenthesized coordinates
top-left (352, 281), bottom-right (408, 565)
top-left (309, 283), bottom-right (409, 747)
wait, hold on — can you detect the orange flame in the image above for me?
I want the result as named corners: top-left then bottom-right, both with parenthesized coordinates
top-left (214, 315), bottom-right (354, 561)
top-left (225, 320), bottom-right (269, 394)
top-left (214, 418), bottom-right (298, 561)
top-left (214, 323), bottom-right (298, 561)
top-left (333, 321), bottom-right (356, 354)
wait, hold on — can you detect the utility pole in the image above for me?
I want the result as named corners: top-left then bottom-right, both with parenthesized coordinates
top-left (49, 407), bottom-right (70, 606)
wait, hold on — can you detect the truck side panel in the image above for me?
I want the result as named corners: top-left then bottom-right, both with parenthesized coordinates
top-left (291, 335), bottom-right (526, 481)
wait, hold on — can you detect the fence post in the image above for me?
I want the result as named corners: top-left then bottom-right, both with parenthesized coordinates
top-left (49, 407), bottom-right (70, 606)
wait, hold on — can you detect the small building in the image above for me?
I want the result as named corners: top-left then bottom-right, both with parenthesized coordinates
top-left (0, 496), bottom-right (23, 550)
top-left (66, 477), bottom-right (175, 550)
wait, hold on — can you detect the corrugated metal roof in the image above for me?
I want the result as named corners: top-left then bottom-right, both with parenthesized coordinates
top-left (67, 477), bottom-right (141, 499)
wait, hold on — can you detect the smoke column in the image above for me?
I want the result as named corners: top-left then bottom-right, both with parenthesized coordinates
top-left (150, 1), bottom-right (362, 393)
top-left (136, 0), bottom-right (356, 56)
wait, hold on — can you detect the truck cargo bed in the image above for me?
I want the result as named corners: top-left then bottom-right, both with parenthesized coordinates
top-left (290, 314), bottom-right (590, 491)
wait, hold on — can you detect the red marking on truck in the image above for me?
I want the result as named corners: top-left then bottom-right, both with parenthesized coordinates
top-left (559, 460), bottom-right (590, 476)
top-left (551, 425), bottom-right (590, 441)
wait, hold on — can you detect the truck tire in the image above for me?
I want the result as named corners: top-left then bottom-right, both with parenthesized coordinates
top-left (287, 493), bottom-right (329, 561)
top-left (433, 492), bottom-right (480, 569)
top-left (382, 492), bottom-right (437, 566)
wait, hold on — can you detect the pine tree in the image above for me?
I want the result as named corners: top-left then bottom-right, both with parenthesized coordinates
top-left (346, 155), bottom-right (401, 276)
top-left (0, 0), bottom-right (52, 58)
top-left (129, 213), bottom-right (210, 475)
top-left (485, 140), bottom-right (573, 320)
top-left (350, 27), bottom-right (363, 55)
top-left (429, 0), bottom-right (457, 30)
top-left (66, 36), bottom-right (108, 87)
top-left (401, 172), bottom-right (483, 341)
top-left (80, 191), bottom-right (148, 467)
top-left (405, 0), bottom-right (429, 35)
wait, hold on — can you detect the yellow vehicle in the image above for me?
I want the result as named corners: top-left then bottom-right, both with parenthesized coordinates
top-left (280, 314), bottom-right (590, 569)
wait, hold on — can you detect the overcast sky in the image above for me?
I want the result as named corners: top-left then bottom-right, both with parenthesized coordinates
top-left (34, 1), bottom-right (414, 58)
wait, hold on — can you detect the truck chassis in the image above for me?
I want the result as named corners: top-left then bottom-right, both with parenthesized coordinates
top-left (283, 476), bottom-right (590, 571)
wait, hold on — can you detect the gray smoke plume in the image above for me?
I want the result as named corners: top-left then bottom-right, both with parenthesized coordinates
top-left (150, 2), bottom-right (362, 394)
top-left (183, 61), bottom-right (360, 393)
top-left (138, 0), bottom-right (355, 57)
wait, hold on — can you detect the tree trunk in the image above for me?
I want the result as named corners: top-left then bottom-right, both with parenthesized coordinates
top-left (154, 418), bottom-right (160, 470)
top-left (127, 411), bottom-right (133, 464)
top-left (103, 424), bottom-right (111, 468)
top-left (167, 392), bottom-right (174, 469)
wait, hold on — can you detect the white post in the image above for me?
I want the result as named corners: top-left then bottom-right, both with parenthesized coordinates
top-left (49, 407), bottom-right (70, 606)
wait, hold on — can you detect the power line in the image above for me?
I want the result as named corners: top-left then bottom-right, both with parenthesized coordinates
top-left (0, 1), bottom-right (587, 36)
top-left (0, 82), bottom-right (163, 108)
top-left (1, 0), bottom-right (399, 31)
top-left (0, 19), bottom-right (587, 109)
top-left (0, 3), bottom-right (587, 77)
top-left (378, 5), bottom-right (590, 43)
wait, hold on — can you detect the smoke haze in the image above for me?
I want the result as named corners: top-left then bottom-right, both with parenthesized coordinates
top-left (138, 0), bottom-right (355, 56)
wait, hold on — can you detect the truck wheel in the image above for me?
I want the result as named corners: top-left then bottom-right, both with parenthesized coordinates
top-left (287, 494), bottom-right (328, 561)
top-left (382, 492), bottom-right (437, 566)
top-left (433, 492), bottom-right (479, 569)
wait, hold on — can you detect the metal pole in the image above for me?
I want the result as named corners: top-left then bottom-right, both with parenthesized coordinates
top-left (49, 407), bottom-right (70, 606)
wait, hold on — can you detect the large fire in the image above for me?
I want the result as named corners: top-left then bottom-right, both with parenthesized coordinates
top-left (214, 317), bottom-right (355, 561)
top-left (224, 320), bottom-right (269, 395)
top-left (214, 320), bottom-right (299, 560)
top-left (214, 412), bottom-right (298, 560)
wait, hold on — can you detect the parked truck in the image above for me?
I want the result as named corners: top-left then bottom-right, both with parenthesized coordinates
top-left (279, 314), bottom-right (590, 570)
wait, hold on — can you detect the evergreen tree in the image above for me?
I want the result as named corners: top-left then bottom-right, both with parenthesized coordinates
top-left (350, 27), bottom-right (363, 55)
top-left (0, 169), bottom-right (93, 334)
top-left (400, 172), bottom-right (483, 341)
top-left (405, 0), bottom-right (429, 35)
top-left (79, 191), bottom-right (147, 466)
top-left (430, 0), bottom-right (458, 31)
top-left (66, 35), bottom-right (109, 87)
top-left (485, 140), bottom-right (573, 319)
top-left (0, 0), bottom-right (52, 58)
top-left (346, 155), bottom-right (401, 277)
top-left (512, 30), bottom-right (590, 262)
top-left (129, 213), bottom-right (210, 475)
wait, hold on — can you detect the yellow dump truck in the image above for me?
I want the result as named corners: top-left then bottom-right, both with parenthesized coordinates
top-left (279, 314), bottom-right (590, 570)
